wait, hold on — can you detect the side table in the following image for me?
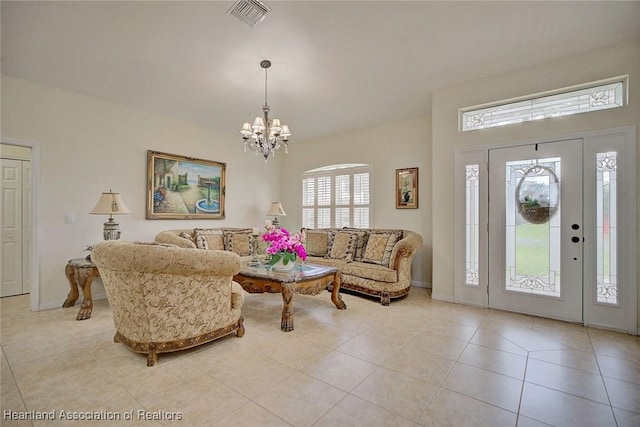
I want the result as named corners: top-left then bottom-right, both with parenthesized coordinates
top-left (63, 258), bottom-right (100, 320)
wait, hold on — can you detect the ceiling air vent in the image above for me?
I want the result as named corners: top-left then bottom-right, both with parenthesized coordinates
top-left (227, 0), bottom-right (271, 27)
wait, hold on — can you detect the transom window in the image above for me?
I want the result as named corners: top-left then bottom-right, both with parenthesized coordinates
top-left (301, 164), bottom-right (371, 229)
top-left (460, 76), bottom-right (627, 132)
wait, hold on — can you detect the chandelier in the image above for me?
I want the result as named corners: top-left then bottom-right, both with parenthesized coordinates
top-left (240, 60), bottom-right (291, 161)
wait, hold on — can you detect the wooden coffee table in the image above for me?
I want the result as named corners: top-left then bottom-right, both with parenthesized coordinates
top-left (233, 262), bottom-right (347, 332)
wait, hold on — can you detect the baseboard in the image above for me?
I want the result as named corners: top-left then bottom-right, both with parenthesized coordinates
top-left (411, 281), bottom-right (431, 289)
top-left (431, 293), bottom-right (455, 303)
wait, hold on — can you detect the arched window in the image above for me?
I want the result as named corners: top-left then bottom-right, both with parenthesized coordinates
top-left (301, 164), bottom-right (371, 229)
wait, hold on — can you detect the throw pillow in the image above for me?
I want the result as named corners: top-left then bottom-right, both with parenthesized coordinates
top-left (193, 228), bottom-right (224, 250)
top-left (362, 230), bottom-right (403, 267)
top-left (303, 229), bottom-right (330, 256)
top-left (179, 231), bottom-right (194, 242)
top-left (223, 229), bottom-right (253, 256)
top-left (328, 231), bottom-right (356, 262)
top-left (342, 227), bottom-right (370, 262)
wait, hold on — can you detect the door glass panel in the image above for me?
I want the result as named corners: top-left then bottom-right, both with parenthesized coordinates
top-left (465, 164), bottom-right (480, 286)
top-left (505, 157), bottom-right (561, 297)
top-left (596, 151), bottom-right (618, 305)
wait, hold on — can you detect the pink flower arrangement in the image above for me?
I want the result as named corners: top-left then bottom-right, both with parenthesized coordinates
top-left (262, 226), bottom-right (307, 266)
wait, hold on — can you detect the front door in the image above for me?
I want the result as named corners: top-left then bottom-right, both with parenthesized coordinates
top-left (488, 139), bottom-right (583, 322)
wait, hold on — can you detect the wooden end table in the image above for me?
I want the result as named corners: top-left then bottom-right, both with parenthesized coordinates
top-left (63, 258), bottom-right (100, 320)
top-left (233, 262), bottom-right (347, 332)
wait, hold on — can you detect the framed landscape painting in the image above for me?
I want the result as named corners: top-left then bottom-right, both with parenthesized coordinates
top-left (396, 167), bottom-right (418, 209)
top-left (147, 150), bottom-right (226, 219)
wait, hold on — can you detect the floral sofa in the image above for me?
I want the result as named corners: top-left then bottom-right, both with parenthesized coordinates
top-left (300, 228), bottom-right (423, 304)
top-left (155, 227), bottom-right (423, 305)
top-left (91, 240), bottom-right (245, 366)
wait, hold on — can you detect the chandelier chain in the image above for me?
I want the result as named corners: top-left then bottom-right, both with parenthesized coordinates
top-left (264, 66), bottom-right (268, 107)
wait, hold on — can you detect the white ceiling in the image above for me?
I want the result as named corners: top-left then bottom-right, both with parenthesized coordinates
top-left (2, 1), bottom-right (640, 142)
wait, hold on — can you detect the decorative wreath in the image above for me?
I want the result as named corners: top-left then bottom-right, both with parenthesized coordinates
top-left (515, 165), bottom-right (559, 225)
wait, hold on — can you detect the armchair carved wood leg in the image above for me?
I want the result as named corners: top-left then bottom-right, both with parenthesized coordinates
top-left (236, 316), bottom-right (245, 337)
top-left (380, 291), bottom-right (391, 306)
top-left (280, 281), bottom-right (295, 332)
top-left (147, 343), bottom-right (158, 367)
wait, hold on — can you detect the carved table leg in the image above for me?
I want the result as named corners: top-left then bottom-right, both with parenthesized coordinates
top-left (75, 267), bottom-right (96, 320)
top-left (331, 272), bottom-right (347, 310)
top-left (62, 262), bottom-right (79, 308)
top-left (280, 281), bottom-right (295, 332)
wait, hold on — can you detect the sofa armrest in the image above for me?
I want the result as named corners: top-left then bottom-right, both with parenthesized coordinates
top-left (155, 230), bottom-right (197, 249)
top-left (389, 231), bottom-right (423, 271)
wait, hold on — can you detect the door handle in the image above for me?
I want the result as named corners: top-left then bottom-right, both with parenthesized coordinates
top-left (571, 236), bottom-right (580, 243)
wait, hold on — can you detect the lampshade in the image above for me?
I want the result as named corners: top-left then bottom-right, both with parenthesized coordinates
top-left (240, 122), bottom-right (253, 136)
top-left (266, 201), bottom-right (287, 216)
top-left (89, 191), bottom-right (131, 216)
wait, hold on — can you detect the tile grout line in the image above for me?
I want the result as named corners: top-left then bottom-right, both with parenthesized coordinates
top-left (514, 353), bottom-right (530, 426)
top-left (587, 327), bottom-right (621, 427)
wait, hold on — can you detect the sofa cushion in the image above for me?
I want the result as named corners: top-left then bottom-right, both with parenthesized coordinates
top-left (303, 229), bottom-right (331, 256)
top-left (223, 229), bottom-right (253, 256)
top-left (305, 257), bottom-right (397, 283)
top-left (194, 228), bottom-right (224, 250)
top-left (340, 261), bottom-right (397, 283)
top-left (342, 228), bottom-right (370, 261)
top-left (328, 231), bottom-right (356, 262)
top-left (362, 230), bottom-right (402, 267)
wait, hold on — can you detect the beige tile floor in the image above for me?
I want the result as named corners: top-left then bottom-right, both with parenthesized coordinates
top-left (1, 287), bottom-right (639, 426)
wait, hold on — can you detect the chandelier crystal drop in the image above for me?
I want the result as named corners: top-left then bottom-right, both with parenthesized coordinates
top-left (240, 60), bottom-right (291, 162)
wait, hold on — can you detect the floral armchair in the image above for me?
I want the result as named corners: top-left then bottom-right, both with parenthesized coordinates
top-left (91, 241), bottom-right (245, 366)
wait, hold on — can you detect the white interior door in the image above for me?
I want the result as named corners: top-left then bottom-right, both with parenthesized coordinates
top-left (488, 139), bottom-right (583, 322)
top-left (1, 158), bottom-right (24, 297)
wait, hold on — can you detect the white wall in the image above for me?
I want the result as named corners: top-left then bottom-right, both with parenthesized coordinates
top-left (281, 116), bottom-right (433, 288)
top-left (1, 75), bottom-right (281, 309)
top-left (431, 39), bottom-right (640, 327)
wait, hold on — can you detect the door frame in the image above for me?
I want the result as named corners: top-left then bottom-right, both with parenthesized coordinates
top-left (454, 126), bottom-right (637, 334)
top-left (1, 137), bottom-right (40, 312)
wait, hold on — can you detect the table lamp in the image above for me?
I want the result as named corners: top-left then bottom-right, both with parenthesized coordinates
top-left (266, 201), bottom-right (286, 229)
top-left (89, 190), bottom-right (131, 240)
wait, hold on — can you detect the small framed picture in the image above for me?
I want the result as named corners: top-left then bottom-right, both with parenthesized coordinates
top-left (396, 167), bottom-right (418, 209)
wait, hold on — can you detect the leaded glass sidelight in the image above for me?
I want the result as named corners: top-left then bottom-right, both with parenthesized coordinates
top-left (596, 152), bottom-right (618, 305)
top-left (465, 165), bottom-right (480, 286)
top-left (505, 157), bottom-right (561, 297)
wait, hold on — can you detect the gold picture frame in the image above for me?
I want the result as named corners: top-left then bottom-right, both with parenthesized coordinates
top-left (147, 150), bottom-right (226, 220)
top-left (396, 167), bottom-right (418, 209)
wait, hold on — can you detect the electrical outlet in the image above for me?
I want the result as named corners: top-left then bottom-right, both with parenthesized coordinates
top-left (65, 214), bottom-right (74, 224)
